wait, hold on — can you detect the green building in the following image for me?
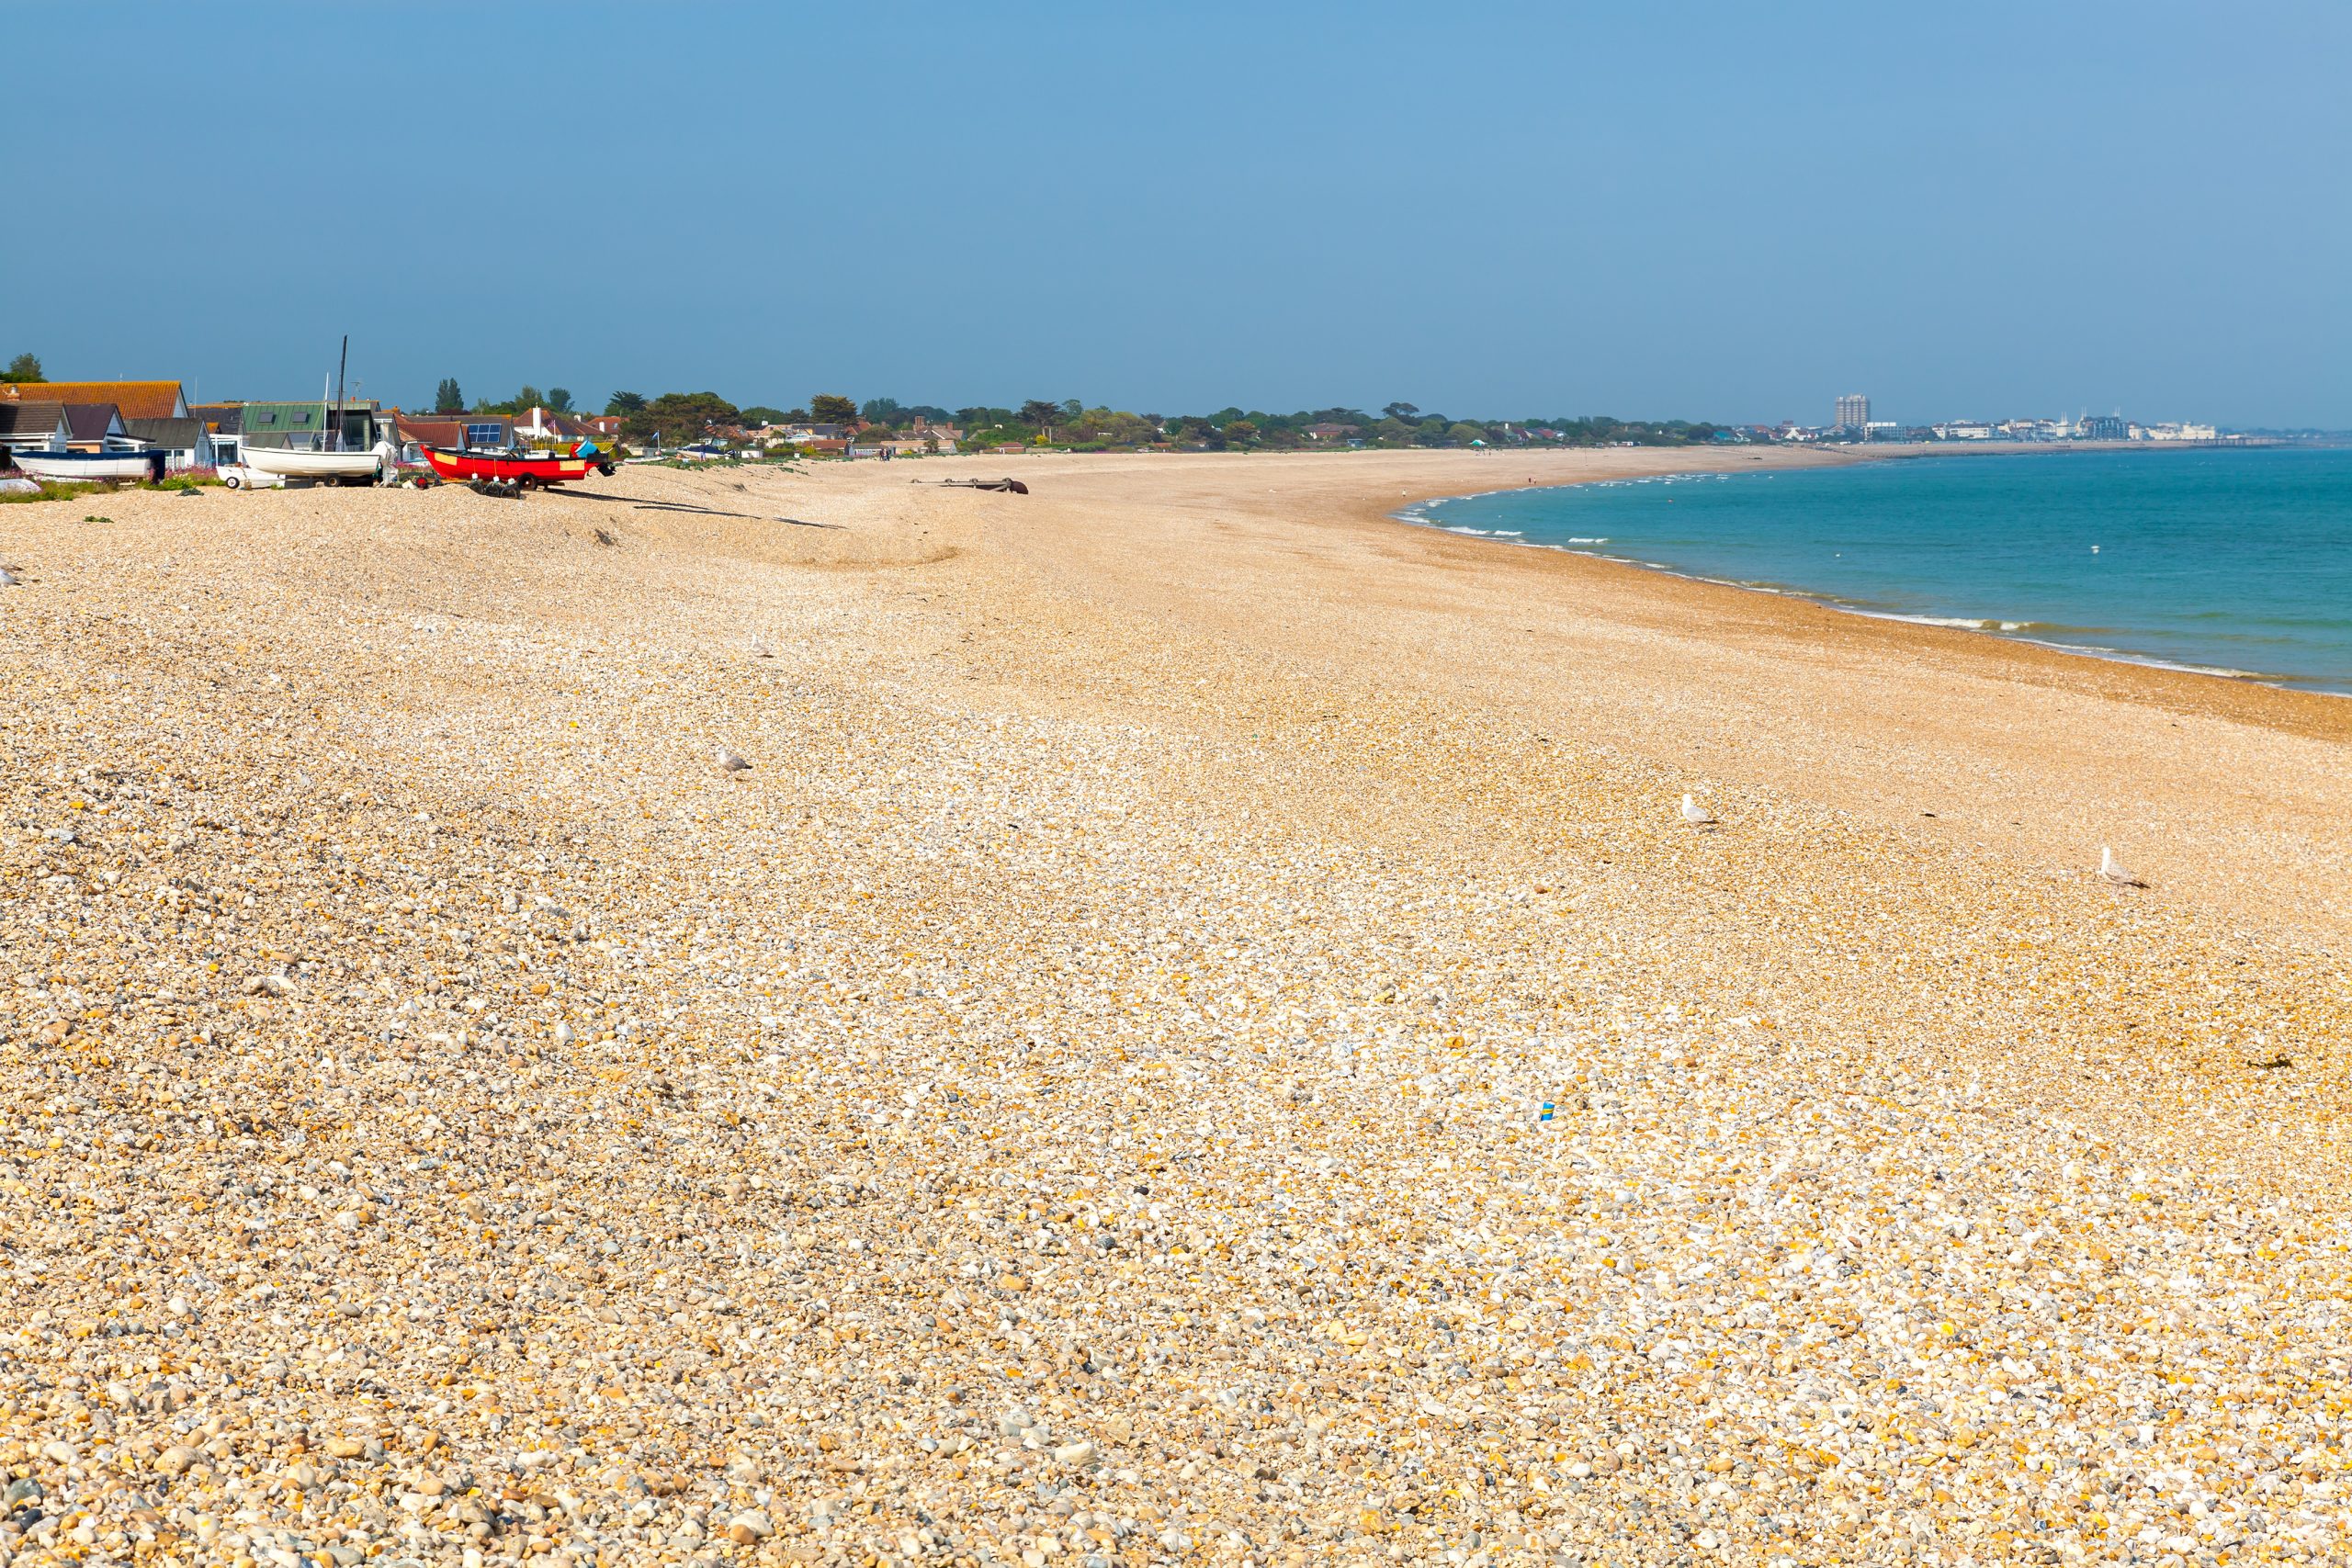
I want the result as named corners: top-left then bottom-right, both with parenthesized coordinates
top-left (233, 400), bottom-right (387, 451)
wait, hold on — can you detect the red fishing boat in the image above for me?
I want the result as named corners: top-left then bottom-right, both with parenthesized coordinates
top-left (420, 444), bottom-right (616, 496)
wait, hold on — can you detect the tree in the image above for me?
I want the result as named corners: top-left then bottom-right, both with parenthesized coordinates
top-left (605, 390), bottom-right (647, 416)
top-left (641, 390), bottom-right (741, 446)
top-left (434, 378), bottom-right (464, 412)
top-left (514, 386), bottom-right (545, 412)
top-left (546, 388), bottom-right (573, 413)
top-left (808, 394), bottom-right (858, 426)
top-left (860, 397), bottom-right (905, 424)
top-left (739, 406), bottom-right (789, 426)
top-left (5, 353), bottom-right (46, 384)
top-left (1017, 400), bottom-right (1065, 441)
top-left (1383, 401), bottom-right (1419, 423)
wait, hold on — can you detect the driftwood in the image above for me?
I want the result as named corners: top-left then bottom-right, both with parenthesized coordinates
top-left (920, 477), bottom-right (1030, 494)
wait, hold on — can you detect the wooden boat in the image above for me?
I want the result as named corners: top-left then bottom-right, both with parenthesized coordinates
top-left (420, 445), bottom-right (616, 496)
top-left (238, 443), bottom-right (386, 482)
top-left (8, 448), bottom-right (166, 483)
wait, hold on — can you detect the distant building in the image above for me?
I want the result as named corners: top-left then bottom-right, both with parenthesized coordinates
top-left (0, 400), bottom-right (71, 455)
top-left (1834, 393), bottom-right (1870, 432)
top-left (2079, 414), bottom-right (2128, 441)
top-left (123, 417), bottom-right (217, 470)
top-left (514, 406), bottom-right (608, 446)
top-left (191, 403), bottom-right (243, 466)
top-left (393, 414), bottom-right (512, 458)
top-left (0, 380), bottom-right (189, 420)
top-left (62, 404), bottom-right (136, 451)
top-left (236, 400), bottom-right (388, 451)
top-left (1863, 420), bottom-right (1902, 441)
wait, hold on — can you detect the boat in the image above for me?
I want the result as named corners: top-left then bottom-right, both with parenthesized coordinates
top-left (419, 444), bottom-right (616, 496)
top-left (227, 337), bottom-right (386, 486)
top-left (7, 448), bottom-right (166, 483)
top-left (237, 443), bottom-right (388, 483)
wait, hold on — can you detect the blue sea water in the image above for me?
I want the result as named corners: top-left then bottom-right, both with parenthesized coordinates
top-left (1412, 448), bottom-right (2352, 694)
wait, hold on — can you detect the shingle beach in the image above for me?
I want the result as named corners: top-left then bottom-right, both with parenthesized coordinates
top-left (5, 449), bottom-right (2350, 1567)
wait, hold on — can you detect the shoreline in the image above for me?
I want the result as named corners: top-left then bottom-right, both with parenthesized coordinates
top-left (1363, 443), bottom-right (2352, 733)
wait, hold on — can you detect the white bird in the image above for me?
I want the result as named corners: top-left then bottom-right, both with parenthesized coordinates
top-left (716, 746), bottom-right (752, 776)
top-left (1679, 793), bottom-right (1716, 827)
top-left (2098, 846), bottom-right (2146, 888)
top-left (0, 567), bottom-right (17, 587)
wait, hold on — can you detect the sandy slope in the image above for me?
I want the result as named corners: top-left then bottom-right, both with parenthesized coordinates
top-left (2, 451), bottom-right (2347, 1567)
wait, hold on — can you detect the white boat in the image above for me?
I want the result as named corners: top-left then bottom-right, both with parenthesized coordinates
top-left (237, 444), bottom-right (385, 482)
top-left (9, 448), bottom-right (166, 482)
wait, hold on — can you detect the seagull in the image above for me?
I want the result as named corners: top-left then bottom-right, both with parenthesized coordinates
top-left (716, 746), bottom-right (752, 777)
top-left (1679, 794), bottom-right (1717, 828)
top-left (0, 567), bottom-right (17, 587)
top-left (2098, 846), bottom-right (2146, 888)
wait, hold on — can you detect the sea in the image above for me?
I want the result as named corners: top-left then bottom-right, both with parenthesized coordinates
top-left (1410, 447), bottom-right (2352, 694)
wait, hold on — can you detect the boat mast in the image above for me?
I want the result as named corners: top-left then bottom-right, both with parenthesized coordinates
top-left (331, 334), bottom-right (349, 451)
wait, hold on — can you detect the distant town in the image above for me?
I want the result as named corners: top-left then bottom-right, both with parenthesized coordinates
top-left (1786, 394), bottom-right (2241, 446)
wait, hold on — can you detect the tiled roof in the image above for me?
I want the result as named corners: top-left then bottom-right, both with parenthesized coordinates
top-left (191, 404), bottom-right (243, 434)
top-left (0, 380), bottom-right (186, 419)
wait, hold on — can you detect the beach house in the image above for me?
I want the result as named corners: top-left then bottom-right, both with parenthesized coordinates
top-left (62, 404), bottom-right (138, 451)
top-left (191, 404), bottom-right (243, 467)
top-left (0, 400), bottom-right (71, 457)
top-left (513, 406), bottom-right (618, 447)
top-left (124, 417), bottom-right (218, 470)
top-left (392, 413), bottom-right (513, 463)
top-left (236, 400), bottom-right (388, 451)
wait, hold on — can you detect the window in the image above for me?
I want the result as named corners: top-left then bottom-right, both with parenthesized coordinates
top-left (466, 423), bottom-right (503, 448)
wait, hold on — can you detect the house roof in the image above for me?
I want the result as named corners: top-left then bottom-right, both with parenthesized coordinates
top-left (126, 417), bottom-right (206, 448)
top-left (0, 380), bottom-right (187, 420)
top-left (190, 403), bottom-right (243, 434)
top-left (395, 415), bottom-right (509, 444)
top-left (235, 400), bottom-right (381, 431)
top-left (63, 404), bottom-right (125, 442)
top-left (0, 401), bottom-right (66, 439)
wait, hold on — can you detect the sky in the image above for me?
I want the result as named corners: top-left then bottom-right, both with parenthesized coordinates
top-left (7, 2), bottom-right (2348, 427)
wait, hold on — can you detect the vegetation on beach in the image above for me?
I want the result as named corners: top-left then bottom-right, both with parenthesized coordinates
top-left (1, 473), bottom-right (224, 505)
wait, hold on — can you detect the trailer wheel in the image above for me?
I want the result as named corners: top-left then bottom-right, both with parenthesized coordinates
top-left (222, 471), bottom-right (243, 490)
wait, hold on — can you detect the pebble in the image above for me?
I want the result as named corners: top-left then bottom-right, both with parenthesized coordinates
top-left (0, 460), bottom-right (2346, 1567)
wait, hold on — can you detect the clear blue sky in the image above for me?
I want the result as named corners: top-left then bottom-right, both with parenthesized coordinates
top-left (10, 2), bottom-right (2346, 427)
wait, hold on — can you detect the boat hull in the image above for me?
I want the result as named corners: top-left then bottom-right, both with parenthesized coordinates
top-left (420, 446), bottom-right (614, 487)
top-left (9, 449), bottom-right (165, 482)
top-left (239, 445), bottom-right (384, 479)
